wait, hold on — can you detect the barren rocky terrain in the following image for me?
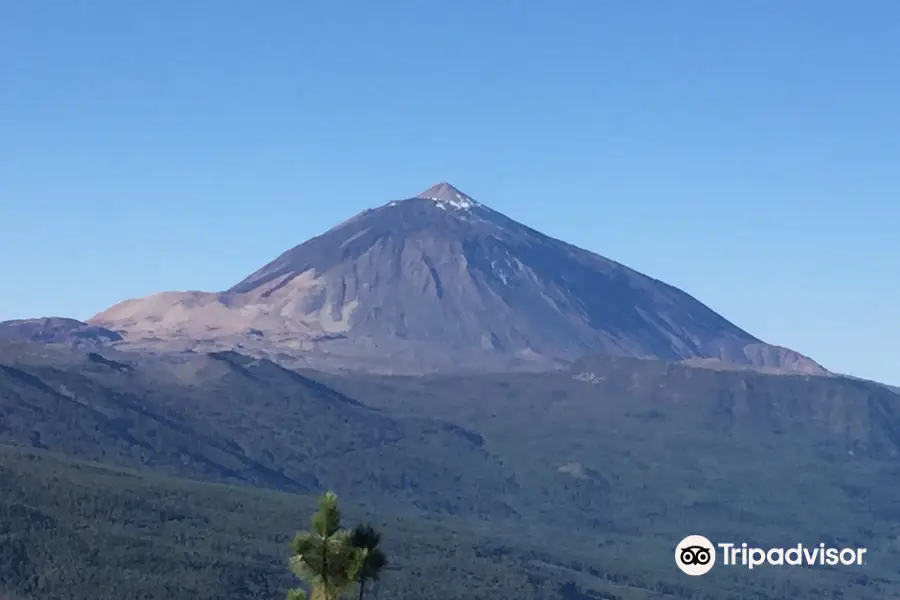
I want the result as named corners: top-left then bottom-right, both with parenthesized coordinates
top-left (85, 183), bottom-right (826, 376)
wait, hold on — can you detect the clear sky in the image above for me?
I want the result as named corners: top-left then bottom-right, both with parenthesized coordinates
top-left (1, 1), bottom-right (898, 385)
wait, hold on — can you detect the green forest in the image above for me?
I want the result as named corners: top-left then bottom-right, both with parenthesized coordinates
top-left (0, 443), bottom-right (890, 600)
top-left (2, 344), bottom-right (899, 599)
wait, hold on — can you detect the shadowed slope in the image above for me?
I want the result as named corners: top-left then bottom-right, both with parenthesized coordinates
top-left (0, 343), bottom-right (515, 518)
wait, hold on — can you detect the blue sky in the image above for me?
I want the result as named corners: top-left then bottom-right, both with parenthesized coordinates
top-left (1, 1), bottom-right (898, 385)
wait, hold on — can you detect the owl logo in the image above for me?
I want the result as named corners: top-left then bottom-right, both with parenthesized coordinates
top-left (676, 535), bottom-right (716, 575)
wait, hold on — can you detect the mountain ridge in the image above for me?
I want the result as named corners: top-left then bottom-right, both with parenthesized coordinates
top-left (0, 341), bottom-right (515, 517)
top-left (88, 183), bottom-right (826, 375)
top-left (0, 317), bottom-right (122, 346)
top-left (1, 340), bottom-right (897, 598)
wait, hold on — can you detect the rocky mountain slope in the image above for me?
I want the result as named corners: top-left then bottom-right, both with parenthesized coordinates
top-left (88, 183), bottom-right (825, 375)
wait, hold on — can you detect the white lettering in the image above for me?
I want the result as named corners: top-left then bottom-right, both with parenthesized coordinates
top-left (717, 543), bottom-right (734, 565)
top-left (785, 545), bottom-right (802, 566)
top-left (679, 537), bottom-right (868, 574)
top-left (748, 548), bottom-right (766, 569)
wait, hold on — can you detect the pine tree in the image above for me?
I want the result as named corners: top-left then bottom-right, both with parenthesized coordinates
top-left (349, 524), bottom-right (388, 600)
top-left (286, 492), bottom-right (363, 600)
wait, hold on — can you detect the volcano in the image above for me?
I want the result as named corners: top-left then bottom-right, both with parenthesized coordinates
top-left (89, 183), bottom-right (826, 375)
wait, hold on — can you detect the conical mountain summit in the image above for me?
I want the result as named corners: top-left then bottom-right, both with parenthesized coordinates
top-left (416, 182), bottom-right (479, 206)
top-left (90, 183), bottom-right (826, 375)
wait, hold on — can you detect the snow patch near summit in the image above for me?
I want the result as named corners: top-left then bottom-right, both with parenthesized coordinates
top-left (417, 182), bottom-right (479, 210)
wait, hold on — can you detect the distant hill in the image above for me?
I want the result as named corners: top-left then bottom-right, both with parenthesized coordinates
top-left (318, 353), bottom-right (900, 532)
top-left (0, 317), bottom-right (121, 345)
top-left (0, 342), bottom-right (513, 518)
top-left (87, 183), bottom-right (825, 375)
top-left (2, 345), bottom-right (899, 599)
top-left (838, 372), bottom-right (900, 395)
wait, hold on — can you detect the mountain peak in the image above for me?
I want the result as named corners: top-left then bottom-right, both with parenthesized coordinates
top-left (416, 182), bottom-right (478, 209)
top-left (89, 182), bottom-right (826, 377)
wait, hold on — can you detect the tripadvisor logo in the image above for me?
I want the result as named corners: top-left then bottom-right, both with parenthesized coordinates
top-left (675, 535), bottom-right (867, 576)
top-left (676, 535), bottom-right (716, 576)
